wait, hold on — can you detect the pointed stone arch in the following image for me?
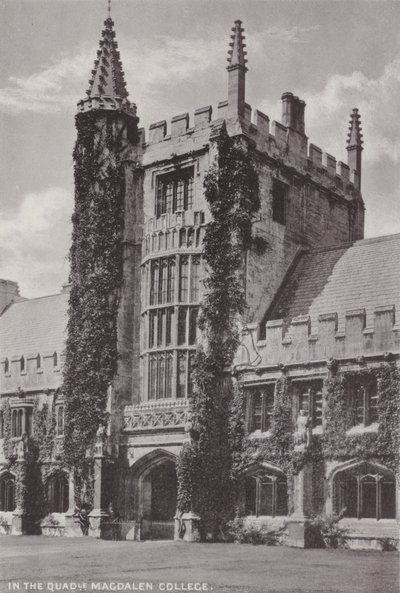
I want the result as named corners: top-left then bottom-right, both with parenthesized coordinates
top-left (124, 449), bottom-right (178, 539)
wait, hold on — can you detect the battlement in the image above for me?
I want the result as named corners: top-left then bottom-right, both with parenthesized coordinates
top-left (0, 350), bottom-right (63, 395)
top-left (236, 305), bottom-right (399, 369)
top-left (145, 94), bottom-right (361, 197)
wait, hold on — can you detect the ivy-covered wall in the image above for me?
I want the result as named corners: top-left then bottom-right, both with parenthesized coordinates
top-left (177, 126), bottom-right (260, 538)
top-left (322, 363), bottom-right (400, 474)
top-left (63, 111), bottom-right (126, 476)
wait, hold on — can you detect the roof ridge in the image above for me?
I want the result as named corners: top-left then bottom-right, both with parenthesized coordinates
top-left (4, 292), bottom-right (66, 305)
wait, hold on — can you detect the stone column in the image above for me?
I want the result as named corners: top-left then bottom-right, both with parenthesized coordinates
top-left (286, 459), bottom-right (314, 548)
top-left (88, 428), bottom-right (110, 538)
top-left (64, 473), bottom-right (81, 537)
top-left (12, 440), bottom-right (29, 535)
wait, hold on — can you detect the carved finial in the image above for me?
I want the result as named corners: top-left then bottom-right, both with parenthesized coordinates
top-left (347, 108), bottom-right (363, 150)
top-left (346, 108), bottom-right (363, 188)
top-left (227, 20), bottom-right (248, 70)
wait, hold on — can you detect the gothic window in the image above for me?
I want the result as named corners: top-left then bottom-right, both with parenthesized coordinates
top-left (36, 354), bottom-right (41, 370)
top-left (20, 356), bottom-right (25, 373)
top-left (4, 358), bottom-right (9, 374)
top-left (165, 352), bottom-right (173, 399)
top-left (149, 354), bottom-right (158, 399)
top-left (157, 309), bottom-right (166, 346)
top-left (53, 352), bottom-right (58, 367)
top-left (272, 180), bottom-right (287, 225)
top-left (12, 409), bottom-right (23, 438)
top-left (47, 473), bottom-right (69, 513)
top-left (150, 261), bottom-right (159, 305)
top-left (179, 257), bottom-right (189, 302)
top-left (349, 377), bottom-right (378, 426)
top-left (296, 381), bottom-right (323, 427)
top-left (188, 352), bottom-right (195, 397)
top-left (177, 307), bottom-right (187, 345)
top-left (165, 308), bottom-right (173, 346)
top-left (190, 256), bottom-right (201, 302)
top-left (188, 307), bottom-right (199, 345)
top-left (248, 385), bottom-right (275, 432)
top-left (167, 259), bottom-right (175, 302)
top-left (245, 471), bottom-right (288, 517)
top-left (158, 259), bottom-right (168, 304)
top-left (149, 310), bottom-right (156, 348)
top-left (0, 473), bottom-right (15, 512)
top-left (155, 168), bottom-right (194, 218)
top-left (177, 352), bottom-right (187, 399)
top-left (334, 463), bottom-right (395, 520)
top-left (56, 406), bottom-right (65, 436)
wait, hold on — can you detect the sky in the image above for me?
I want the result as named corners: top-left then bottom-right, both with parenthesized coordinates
top-left (0, 0), bottom-right (399, 298)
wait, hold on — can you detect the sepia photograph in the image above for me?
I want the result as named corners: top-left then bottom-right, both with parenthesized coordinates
top-left (0, 0), bottom-right (399, 591)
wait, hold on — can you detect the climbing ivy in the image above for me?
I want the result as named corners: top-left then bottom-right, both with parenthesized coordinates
top-left (63, 110), bottom-right (126, 472)
top-left (177, 126), bottom-right (260, 538)
top-left (322, 363), bottom-right (400, 473)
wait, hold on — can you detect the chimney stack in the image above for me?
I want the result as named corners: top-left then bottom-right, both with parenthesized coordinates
top-left (281, 92), bottom-right (306, 134)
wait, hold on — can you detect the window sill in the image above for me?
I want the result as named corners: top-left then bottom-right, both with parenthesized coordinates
top-left (36, 369), bottom-right (43, 374)
top-left (248, 430), bottom-right (271, 439)
top-left (346, 422), bottom-right (378, 436)
top-left (20, 371), bottom-right (27, 376)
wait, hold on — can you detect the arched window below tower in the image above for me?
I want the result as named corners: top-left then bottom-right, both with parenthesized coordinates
top-left (0, 473), bottom-right (16, 512)
top-left (333, 463), bottom-right (396, 520)
top-left (47, 473), bottom-right (69, 513)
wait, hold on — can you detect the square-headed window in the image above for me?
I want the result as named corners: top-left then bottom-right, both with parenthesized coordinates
top-left (248, 385), bottom-right (275, 432)
top-left (155, 168), bottom-right (194, 218)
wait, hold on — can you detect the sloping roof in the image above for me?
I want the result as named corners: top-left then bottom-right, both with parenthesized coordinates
top-left (268, 233), bottom-right (400, 333)
top-left (0, 292), bottom-right (68, 357)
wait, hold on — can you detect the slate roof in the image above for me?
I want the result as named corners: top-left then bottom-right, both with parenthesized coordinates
top-left (0, 292), bottom-right (68, 357)
top-left (268, 233), bottom-right (400, 333)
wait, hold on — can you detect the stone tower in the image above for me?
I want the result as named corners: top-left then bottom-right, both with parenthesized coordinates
top-left (64, 14), bottom-right (143, 531)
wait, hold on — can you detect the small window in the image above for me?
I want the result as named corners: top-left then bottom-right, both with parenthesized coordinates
top-left (155, 168), bottom-right (194, 218)
top-left (349, 377), bottom-right (378, 427)
top-left (272, 180), bottom-right (287, 225)
top-left (56, 406), bottom-right (65, 436)
top-left (245, 472), bottom-right (288, 517)
top-left (20, 356), bottom-right (25, 373)
top-left (297, 382), bottom-right (323, 427)
top-left (4, 358), bottom-right (9, 374)
top-left (36, 354), bottom-right (41, 369)
top-left (0, 473), bottom-right (16, 512)
top-left (53, 352), bottom-right (58, 367)
top-left (0, 411), bottom-right (4, 439)
top-left (248, 385), bottom-right (275, 432)
top-left (47, 474), bottom-right (69, 513)
top-left (335, 463), bottom-right (395, 520)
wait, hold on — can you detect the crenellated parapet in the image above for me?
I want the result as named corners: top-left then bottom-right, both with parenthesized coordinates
top-left (236, 305), bottom-right (400, 370)
top-left (0, 351), bottom-right (63, 395)
top-left (144, 98), bottom-right (362, 203)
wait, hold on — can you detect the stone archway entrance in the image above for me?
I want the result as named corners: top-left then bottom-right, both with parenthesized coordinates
top-left (136, 452), bottom-right (178, 540)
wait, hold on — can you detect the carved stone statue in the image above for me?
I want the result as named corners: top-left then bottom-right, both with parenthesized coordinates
top-left (294, 410), bottom-right (312, 448)
top-left (94, 424), bottom-right (107, 457)
top-left (17, 433), bottom-right (28, 461)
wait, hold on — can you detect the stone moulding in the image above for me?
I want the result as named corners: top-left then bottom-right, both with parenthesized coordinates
top-left (123, 399), bottom-right (189, 432)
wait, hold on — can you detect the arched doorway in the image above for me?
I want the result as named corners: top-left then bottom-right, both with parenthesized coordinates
top-left (133, 451), bottom-right (178, 540)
